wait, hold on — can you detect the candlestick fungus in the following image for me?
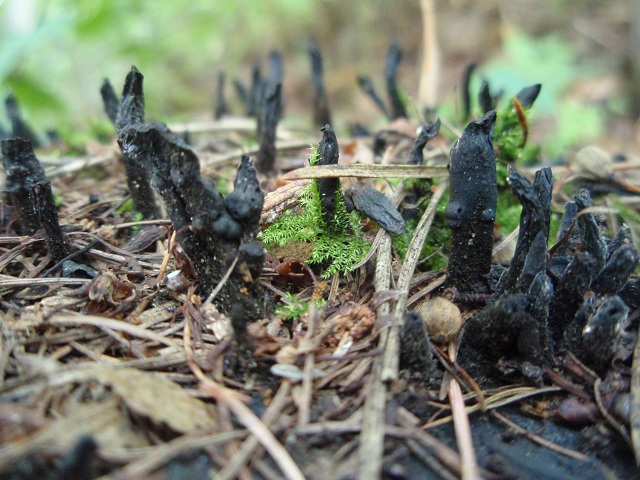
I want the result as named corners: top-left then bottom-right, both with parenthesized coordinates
top-left (2, 138), bottom-right (68, 262)
top-left (119, 123), bottom-right (266, 318)
top-left (445, 111), bottom-right (497, 293)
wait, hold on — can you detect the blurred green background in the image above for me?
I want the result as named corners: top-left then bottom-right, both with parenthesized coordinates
top-left (1, 0), bottom-right (638, 157)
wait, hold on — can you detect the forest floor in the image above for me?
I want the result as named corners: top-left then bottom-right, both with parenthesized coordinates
top-left (0, 106), bottom-right (639, 480)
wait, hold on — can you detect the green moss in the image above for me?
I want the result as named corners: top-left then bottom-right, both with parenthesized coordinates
top-left (275, 292), bottom-right (327, 320)
top-left (492, 99), bottom-right (540, 165)
top-left (260, 147), bottom-right (368, 278)
top-left (391, 183), bottom-right (450, 270)
top-left (116, 198), bottom-right (134, 215)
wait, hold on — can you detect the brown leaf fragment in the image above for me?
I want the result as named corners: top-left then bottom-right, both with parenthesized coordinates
top-left (94, 367), bottom-right (216, 433)
top-left (0, 397), bottom-right (128, 472)
top-left (0, 403), bottom-right (47, 443)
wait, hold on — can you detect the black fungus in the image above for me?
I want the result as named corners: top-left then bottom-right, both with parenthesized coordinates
top-left (1, 138), bottom-right (69, 262)
top-left (56, 435), bottom-right (97, 480)
top-left (114, 66), bottom-right (145, 131)
top-left (100, 79), bottom-right (119, 124)
top-left (460, 64), bottom-right (476, 121)
top-left (316, 124), bottom-right (342, 226)
top-left (384, 42), bottom-right (407, 119)
top-left (5, 93), bottom-right (40, 146)
top-left (549, 252), bottom-right (599, 342)
top-left (307, 41), bottom-right (332, 128)
top-left (119, 123), bottom-right (266, 318)
top-left (102, 66), bottom-right (161, 219)
top-left (574, 189), bottom-right (607, 272)
top-left (514, 230), bottom-right (548, 294)
top-left (225, 155), bottom-right (265, 241)
top-left (462, 294), bottom-right (535, 361)
top-left (233, 62), bottom-right (262, 117)
top-left (478, 80), bottom-right (494, 114)
top-left (357, 75), bottom-right (389, 119)
top-left (572, 295), bottom-right (629, 372)
top-left (400, 311), bottom-right (437, 380)
top-left (255, 82), bottom-right (282, 175)
top-left (214, 70), bottom-right (228, 120)
top-left (592, 243), bottom-right (639, 296)
top-left (343, 184), bottom-right (405, 234)
top-left (494, 167), bottom-right (553, 297)
top-left (444, 111), bottom-right (497, 293)
top-left (409, 118), bottom-right (441, 165)
top-left (267, 50), bottom-right (284, 86)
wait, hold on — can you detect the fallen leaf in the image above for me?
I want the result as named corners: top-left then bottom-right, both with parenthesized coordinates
top-left (95, 367), bottom-right (216, 433)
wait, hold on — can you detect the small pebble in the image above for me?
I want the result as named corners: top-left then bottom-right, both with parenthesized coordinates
top-left (415, 297), bottom-right (462, 344)
top-left (573, 145), bottom-right (612, 179)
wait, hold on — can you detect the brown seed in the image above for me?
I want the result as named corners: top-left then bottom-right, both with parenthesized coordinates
top-left (415, 297), bottom-right (462, 344)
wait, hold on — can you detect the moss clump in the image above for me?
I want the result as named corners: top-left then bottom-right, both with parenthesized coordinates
top-left (391, 181), bottom-right (450, 270)
top-left (493, 98), bottom-right (540, 165)
top-left (260, 148), bottom-right (368, 278)
top-left (275, 292), bottom-right (327, 320)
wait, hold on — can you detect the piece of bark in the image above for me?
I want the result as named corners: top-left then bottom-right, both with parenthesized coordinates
top-left (494, 167), bottom-right (553, 297)
top-left (343, 184), bottom-right (405, 234)
top-left (5, 93), bottom-right (40, 146)
top-left (445, 111), bottom-right (497, 293)
top-left (385, 42), bottom-right (407, 119)
top-left (409, 119), bottom-right (441, 165)
top-left (307, 41), bottom-right (332, 128)
top-left (255, 82), bottom-right (282, 174)
top-left (1, 138), bottom-right (68, 261)
top-left (357, 75), bottom-right (389, 119)
top-left (316, 124), bottom-right (342, 226)
top-left (214, 70), bottom-right (228, 120)
top-left (119, 123), bottom-right (266, 317)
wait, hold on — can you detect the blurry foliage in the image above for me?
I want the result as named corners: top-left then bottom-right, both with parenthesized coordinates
top-left (0, 2), bottom-right (618, 161)
top-left (473, 29), bottom-right (605, 157)
top-left (0, 0), bottom-right (318, 133)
